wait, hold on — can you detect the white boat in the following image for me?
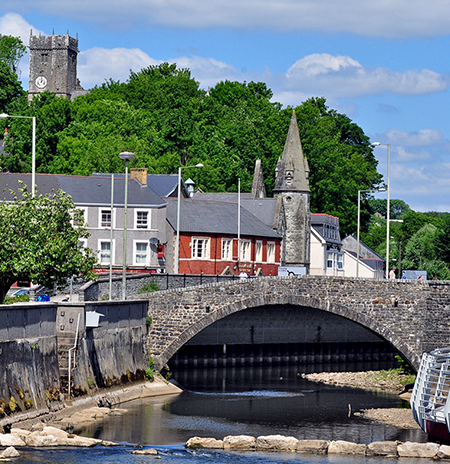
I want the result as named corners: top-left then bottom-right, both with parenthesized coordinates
top-left (410, 347), bottom-right (450, 442)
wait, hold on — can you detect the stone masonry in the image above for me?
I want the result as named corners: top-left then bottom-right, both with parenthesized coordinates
top-left (145, 276), bottom-right (450, 371)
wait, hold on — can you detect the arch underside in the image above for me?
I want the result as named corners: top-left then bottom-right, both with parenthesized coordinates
top-left (156, 293), bottom-right (417, 371)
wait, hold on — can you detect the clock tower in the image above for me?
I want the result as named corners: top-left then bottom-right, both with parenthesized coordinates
top-left (28, 31), bottom-right (81, 100)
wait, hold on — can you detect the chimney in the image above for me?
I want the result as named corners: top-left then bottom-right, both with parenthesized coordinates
top-left (130, 168), bottom-right (147, 185)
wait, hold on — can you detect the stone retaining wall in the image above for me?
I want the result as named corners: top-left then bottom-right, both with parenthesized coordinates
top-left (186, 435), bottom-right (450, 459)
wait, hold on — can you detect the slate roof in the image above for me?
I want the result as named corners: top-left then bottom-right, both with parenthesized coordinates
top-left (92, 173), bottom-right (179, 198)
top-left (193, 192), bottom-right (278, 229)
top-left (166, 197), bottom-right (280, 239)
top-left (0, 173), bottom-right (166, 208)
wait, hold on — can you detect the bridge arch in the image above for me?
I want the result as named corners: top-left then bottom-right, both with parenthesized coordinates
top-left (149, 280), bottom-right (419, 371)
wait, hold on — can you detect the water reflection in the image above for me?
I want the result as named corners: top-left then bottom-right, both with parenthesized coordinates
top-left (76, 365), bottom-right (427, 446)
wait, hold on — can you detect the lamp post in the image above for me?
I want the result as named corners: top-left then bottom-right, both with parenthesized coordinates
top-left (175, 163), bottom-right (204, 274)
top-left (357, 187), bottom-right (386, 277)
top-left (0, 113), bottom-right (36, 196)
top-left (371, 142), bottom-right (391, 276)
top-left (119, 151), bottom-right (135, 300)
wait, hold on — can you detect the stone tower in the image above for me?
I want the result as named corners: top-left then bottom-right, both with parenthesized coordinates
top-left (28, 31), bottom-right (80, 100)
top-left (273, 110), bottom-right (311, 272)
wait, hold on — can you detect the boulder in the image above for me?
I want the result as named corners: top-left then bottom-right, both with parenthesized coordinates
top-left (186, 437), bottom-right (224, 449)
top-left (296, 439), bottom-right (329, 454)
top-left (397, 441), bottom-right (439, 458)
top-left (25, 432), bottom-right (60, 447)
top-left (0, 447), bottom-right (20, 458)
top-left (256, 435), bottom-right (298, 452)
top-left (437, 444), bottom-right (450, 459)
top-left (0, 434), bottom-right (26, 447)
top-left (65, 435), bottom-right (100, 447)
top-left (223, 435), bottom-right (256, 450)
top-left (328, 440), bottom-right (366, 455)
top-left (132, 448), bottom-right (158, 455)
top-left (367, 441), bottom-right (398, 456)
top-left (10, 428), bottom-right (31, 441)
top-left (101, 440), bottom-right (121, 447)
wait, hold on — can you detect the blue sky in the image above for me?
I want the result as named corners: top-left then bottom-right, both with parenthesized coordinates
top-left (1, 1), bottom-right (450, 213)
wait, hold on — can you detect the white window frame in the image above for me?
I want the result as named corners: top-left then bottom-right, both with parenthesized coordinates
top-left (239, 240), bottom-right (251, 262)
top-left (134, 240), bottom-right (150, 265)
top-left (72, 207), bottom-right (87, 227)
top-left (134, 209), bottom-right (152, 230)
top-left (98, 208), bottom-right (116, 229)
top-left (78, 238), bottom-right (87, 252)
top-left (222, 238), bottom-right (232, 260)
top-left (255, 240), bottom-right (263, 262)
top-left (192, 237), bottom-right (210, 259)
top-left (337, 253), bottom-right (344, 269)
top-left (98, 239), bottom-right (115, 265)
top-left (267, 241), bottom-right (275, 263)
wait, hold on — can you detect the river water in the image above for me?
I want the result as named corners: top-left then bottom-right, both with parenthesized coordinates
top-left (15, 365), bottom-right (429, 464)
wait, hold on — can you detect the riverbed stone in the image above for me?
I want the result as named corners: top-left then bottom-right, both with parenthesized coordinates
top-left (0, 433), bottom-right (26, 447)
top-left (132, 448), bottom-right (158, 455)
top-left (437, 444), bottom-right (450, 459)
top-left (296, 439), bottom-right (329, 454)
top-left (328, 440), bottom-right (366, 455)
top-left (397, 441), bottom-right (440, 458)
top-left (367, 441), bottom-right (398, 456)
top-left (223, 435), bottom-right (256, 450)
top-left (186, 437), bottom-right (224, 449)
top-left (0, 446), bottom-right (20, 458)
top-left (256, 435), bottom-right (298, 452)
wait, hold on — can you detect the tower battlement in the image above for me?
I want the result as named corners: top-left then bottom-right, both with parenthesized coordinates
top-left (28, 31), bottom-right (82, 100)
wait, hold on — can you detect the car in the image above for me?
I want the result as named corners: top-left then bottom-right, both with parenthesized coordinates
top-left (10, 288), bottom-right (30, 297)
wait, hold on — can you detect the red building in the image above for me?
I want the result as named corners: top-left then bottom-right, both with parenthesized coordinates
top-left (166, 198), bottom-right (281, 276)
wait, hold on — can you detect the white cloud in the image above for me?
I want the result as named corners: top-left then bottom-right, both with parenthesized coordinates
top-left (4, 0), bottom-right (450, 39)
top-left (285, 54), bottom-right (450, 98)
top-left (78, 48), bottom-right (160, 88)
top-left (386, 129), bottom-right (444, 147)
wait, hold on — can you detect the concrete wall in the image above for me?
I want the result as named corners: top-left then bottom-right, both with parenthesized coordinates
top-left (0, 300), bottom-right (148, 422)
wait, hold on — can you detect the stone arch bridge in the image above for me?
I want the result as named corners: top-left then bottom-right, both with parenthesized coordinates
top-left (146, 276), bottom-right (450, 371)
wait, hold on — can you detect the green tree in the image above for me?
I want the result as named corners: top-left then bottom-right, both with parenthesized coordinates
top-left (369, 199), bottom-right (411, 220)
top-left (294, 98), bottom-right (382, 235)
top-left (0, 185), bottom-right (97, 303)
top-left (0, 35), bottom-right (26, 74)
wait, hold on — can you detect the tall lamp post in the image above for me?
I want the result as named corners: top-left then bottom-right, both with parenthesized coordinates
top-left (0, 113), bottom-right (36, 196)
top-left (357, 187), bottom-right (386, 277)
top-left (119, 151), bottom-right (135, 300)
top-left (175, 163), bottom-right (204, 274)
top-left (371, 142), bottom-right (391, 276)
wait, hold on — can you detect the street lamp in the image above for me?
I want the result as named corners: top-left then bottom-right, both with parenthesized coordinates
top-left (119, 151), bottom-right (135, 300)
top-left (357, 187), bottom-right (386, 277)
top-left (175, 163), bottom-right (204, 274)
top-left (0, 113), bottom-right (36, 196)
top-left (371, 142), bottom-right (391, 276)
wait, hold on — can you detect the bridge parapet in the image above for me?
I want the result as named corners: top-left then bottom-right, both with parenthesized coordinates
top-left (144, 276), bottom-right (450, 371)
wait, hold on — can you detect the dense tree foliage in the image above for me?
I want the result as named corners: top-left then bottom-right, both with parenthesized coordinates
top-left (0, 35), bottom-right (26, 114)
top-left (0, 186), bottom-right (97, 302)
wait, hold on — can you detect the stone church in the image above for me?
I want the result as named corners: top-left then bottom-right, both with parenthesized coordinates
top-left (28, 31), bottom-right (88, 100)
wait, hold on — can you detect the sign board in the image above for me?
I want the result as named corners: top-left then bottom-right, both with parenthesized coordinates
top-left (402, 270), bottom-right (427, 281)
top-left (278, 266), bottom-right (307, 277)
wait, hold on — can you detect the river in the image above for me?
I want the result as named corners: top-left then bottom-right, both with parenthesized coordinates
top-left (15, 364), bottom-right (429, 464)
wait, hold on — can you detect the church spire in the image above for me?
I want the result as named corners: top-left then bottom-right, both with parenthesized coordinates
top-left (273, 110), bottom-right (309, 193)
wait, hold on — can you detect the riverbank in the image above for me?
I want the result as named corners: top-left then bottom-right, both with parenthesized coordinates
top-left (0, 377), bottom-right (182, 431)
top-left (304, 370), bottom-right (419, 430)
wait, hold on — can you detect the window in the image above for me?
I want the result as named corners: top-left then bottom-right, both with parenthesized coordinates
top-left (100, 209), bottom-right (111, 228)
top-left (240, 240), bottom-right (251, 262)
top-left (327, 251), bottom-right (334, 269)
top-left (267, 242), bottom-right (275, 263)
top-left (192, 237), bottom-right (210, 259)
top-left (222, 239), bottom-right (232, 260)
top-left (135, 242), bottom-right (149, 265)
top-left (135, 210), bottom-right (151, 229)
top-left (255, 241), bottom-right (263, 262)
top-left (337, 253), bottom-right (344, 269)
top-left (99, 240), bottom-right (112, 265)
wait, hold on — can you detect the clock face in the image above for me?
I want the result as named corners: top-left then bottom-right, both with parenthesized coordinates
top-left (35, 76), bottom-right (47, 89)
